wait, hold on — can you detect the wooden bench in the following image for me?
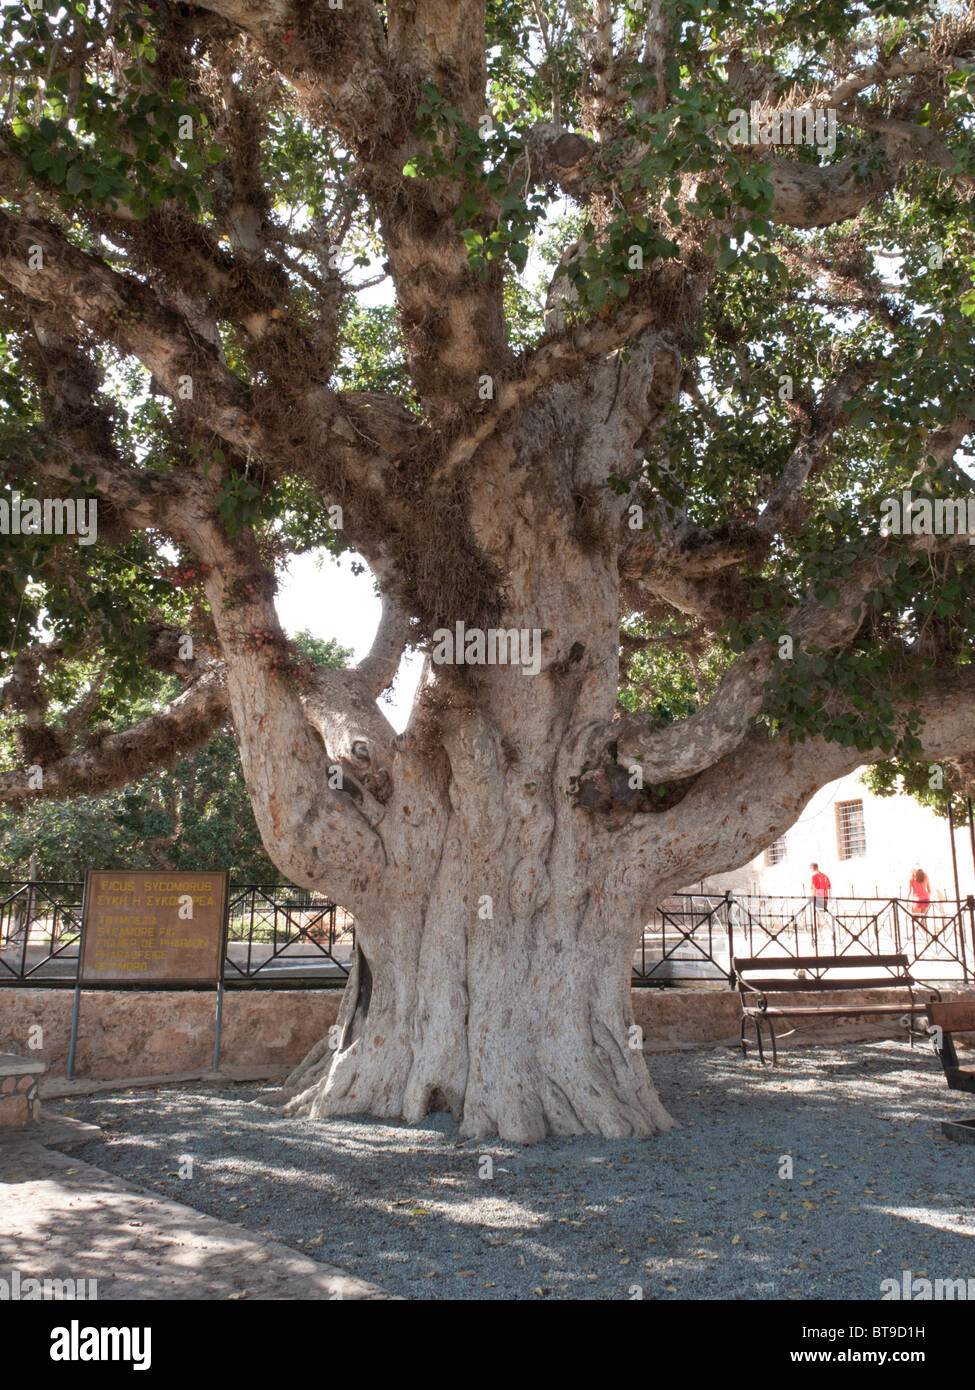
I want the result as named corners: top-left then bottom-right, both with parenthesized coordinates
top-left (733, 955), bottom-right (939, 1066)
top-left (926, 1000), bottom-right (975, 1094)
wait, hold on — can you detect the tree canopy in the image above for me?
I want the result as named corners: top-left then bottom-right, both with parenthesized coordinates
top-left (0, 2), bottom-right (972, 817)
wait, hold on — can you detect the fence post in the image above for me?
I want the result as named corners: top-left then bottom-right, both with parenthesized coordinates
top-left (18, 880), bottom-right (35, 979)
top-left (725, 891), bottom-right (735, 987)
top-left (966, 896), bottom-right (974, 985)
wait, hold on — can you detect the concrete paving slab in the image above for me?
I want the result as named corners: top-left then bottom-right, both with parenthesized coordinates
top-left (0, 1132), bottom-right (394, 1300)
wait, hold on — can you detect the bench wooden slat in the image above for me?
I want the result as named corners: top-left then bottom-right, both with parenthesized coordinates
top-left (734, 954), bottom-right (908, 972)
top-left (738, 976), bottom-right (912, 993)
top-left (744, 1004), bottom-right (927, 1018)
top-left (927, 1002), bottom-right (975, 1031)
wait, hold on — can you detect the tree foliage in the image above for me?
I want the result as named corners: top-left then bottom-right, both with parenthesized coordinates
top-left (0, 0), bottom-right (973, 851)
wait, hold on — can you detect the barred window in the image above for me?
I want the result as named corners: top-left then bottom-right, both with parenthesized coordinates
top-left (764, 835), bottom-right (787, 866)
top-left (836, 800), bottom-right (867, 859)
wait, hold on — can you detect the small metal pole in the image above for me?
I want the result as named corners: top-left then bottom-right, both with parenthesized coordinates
top-left (68, 873), bottom-right (89, 1080)
top-left (948, 798), bottom-right (962, 904)
top-left (67, 978), bottom-right (82, 1080)
top-left (18, 880), bottom-right (33, 979)
top-left (212, 980), bottom-right (224, 1072)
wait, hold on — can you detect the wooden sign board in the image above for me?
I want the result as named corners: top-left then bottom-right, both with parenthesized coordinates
top-left (80, 870), bottom-right (229, 985)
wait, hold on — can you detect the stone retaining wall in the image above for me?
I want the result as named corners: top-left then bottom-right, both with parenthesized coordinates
top-left (0, 988), bottom-right (342, 1083)
top-left (1, 984), bottom-right (972, 1084)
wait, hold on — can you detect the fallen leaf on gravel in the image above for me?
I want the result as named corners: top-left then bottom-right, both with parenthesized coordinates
top-left (227, 1291), bottom-right (247, 1300)
top-left (409, 1208), bottom-right (429, 1216)
top-left (308, 1233), bottom-right (324, 1246)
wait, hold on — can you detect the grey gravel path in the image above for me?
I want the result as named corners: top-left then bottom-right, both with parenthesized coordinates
top-left (45, 1041), bottom-right (975, 1300)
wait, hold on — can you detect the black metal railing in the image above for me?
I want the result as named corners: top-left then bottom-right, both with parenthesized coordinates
top-left (634, 892), bottom-right (975, 986)
top-left (3, 879), bottom-right (973, 989)
top-left (0, 880), bottom-right (353, 987)
top-left (634, 893), bottom-right (736, 984)
top-left (224, 884), bottom-right (353, 983)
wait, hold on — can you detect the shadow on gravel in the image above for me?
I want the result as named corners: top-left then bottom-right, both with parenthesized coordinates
top-left (44, 1041), bottom-right (975, 1301)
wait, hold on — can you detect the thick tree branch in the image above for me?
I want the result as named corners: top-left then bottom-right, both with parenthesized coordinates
top-left (186, 525), bottom-right (389, 899)
top-left (624, 665), bottom-right (975, 895)
top-left (0, 660), bottom-right (230, 806)
top-left (603, 548), bottom-right (925, 789)
top-left (356, 592), bottom-right (416, 698)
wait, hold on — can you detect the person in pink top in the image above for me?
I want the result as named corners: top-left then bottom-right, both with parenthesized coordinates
top-left (908, 866), bottom-right (931, 918)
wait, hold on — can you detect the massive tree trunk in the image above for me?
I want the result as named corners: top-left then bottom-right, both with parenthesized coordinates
top-left (279, 765), bottom-right (674, 1142)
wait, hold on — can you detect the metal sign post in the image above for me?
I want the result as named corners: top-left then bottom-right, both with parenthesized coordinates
top-left (213, 980), bottom-right (225, 1072)
top-left (66, 874), bottom-right (88, 1080)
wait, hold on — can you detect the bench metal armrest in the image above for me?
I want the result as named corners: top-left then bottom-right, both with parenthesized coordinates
top-left (904, 969), bottom-right (941, 1004)
top-left (737, 976), bottom-right (769, 1011)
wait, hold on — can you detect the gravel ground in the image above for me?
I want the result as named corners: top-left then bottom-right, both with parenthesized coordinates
top-left (47, 1041), bottom-right (975, 1301)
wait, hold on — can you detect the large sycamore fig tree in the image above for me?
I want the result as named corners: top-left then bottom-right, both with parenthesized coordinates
top-left (1, 1), bottom-right (975, 1141)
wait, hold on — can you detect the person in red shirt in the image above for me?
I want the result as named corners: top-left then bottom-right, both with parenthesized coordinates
top-left (810, 863), bottom-right (831, 912)
top-left (908, 866), bottom-right (931, 918)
